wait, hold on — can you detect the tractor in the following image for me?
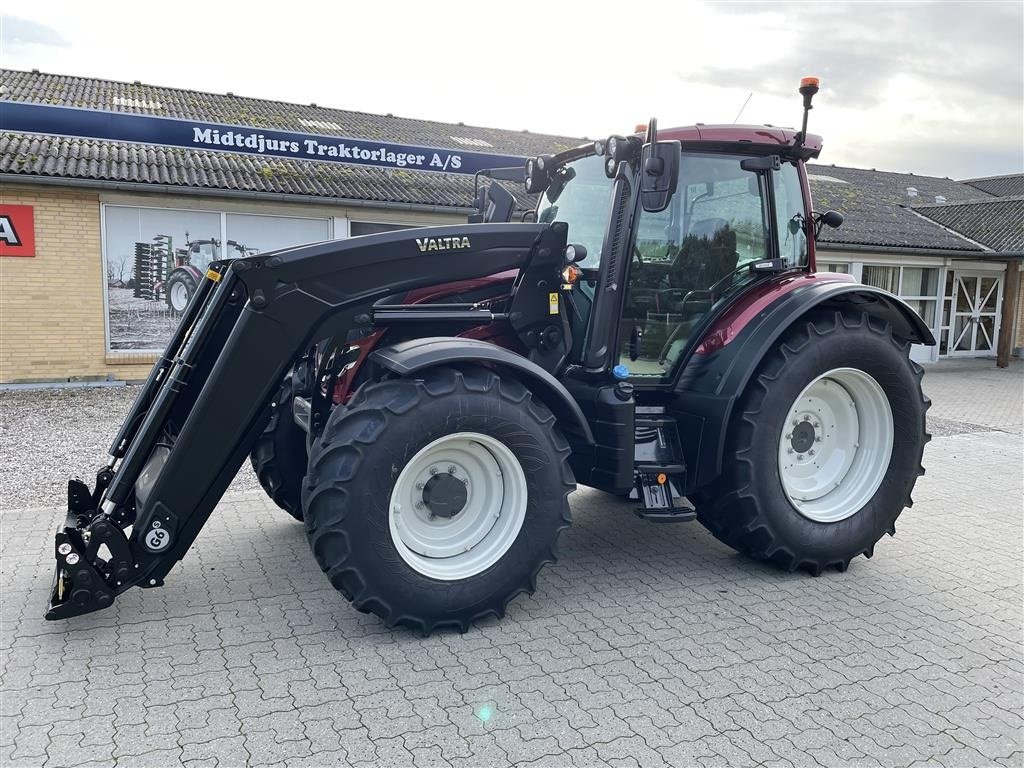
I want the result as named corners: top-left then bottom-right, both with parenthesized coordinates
top-left (164, 237), bottom-right (259, 314)
top-left (47, 79), bottom-right (932, 634)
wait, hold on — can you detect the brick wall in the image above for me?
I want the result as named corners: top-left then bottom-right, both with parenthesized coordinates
top-left (1, 184), bottom-right (465, 384)
top-left (0, 186), bottom-right (153, 382)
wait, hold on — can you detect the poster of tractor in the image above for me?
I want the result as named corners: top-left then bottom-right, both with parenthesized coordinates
top-left (131, 234), bottom-right (258, 312)
top-left (103, 206), bottom-right (329, 350)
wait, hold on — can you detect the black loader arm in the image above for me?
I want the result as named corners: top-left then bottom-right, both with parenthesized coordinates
top-left (46, 222), bottom-right (568, 620)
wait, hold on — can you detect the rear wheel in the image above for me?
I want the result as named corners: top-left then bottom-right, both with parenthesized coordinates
top-left (166, 270), bottom-right (197, 315)
top-left (302, 366), bottom-right (574, 634)
top-left (697, 309), bottom-right (930, 574)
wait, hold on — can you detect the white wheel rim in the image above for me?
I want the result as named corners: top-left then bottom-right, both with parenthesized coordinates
top-left (170, 282), bottom-right (190, 311)
top-left (389, 432), bottom-right (527, 580)
top-left (777, 367), bottom-right (893, 523)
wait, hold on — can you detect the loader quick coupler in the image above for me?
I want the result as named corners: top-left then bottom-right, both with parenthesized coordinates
top-left (46, 478), bottom-right (141, 620)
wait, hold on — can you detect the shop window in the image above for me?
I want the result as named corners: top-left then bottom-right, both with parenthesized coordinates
top-left (859, 264), bottom-right (939, 334)
top-left (103, 205), bottom-right (329, 352)
top-left (862, 265), bottom-right (899, 294)
top-left (900, 267), bottom-right (938, 296)
top-left (350, 221), bottom-right (415, 236)
top-left (226, 214), bottom-right (329, 256)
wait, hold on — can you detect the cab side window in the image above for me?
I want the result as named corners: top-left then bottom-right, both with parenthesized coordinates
top-left (774, 161), bottom-right (809, 267)
top-left (618, 153), bottom-right (771, 379)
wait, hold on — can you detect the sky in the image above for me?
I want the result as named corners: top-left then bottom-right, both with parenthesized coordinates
top-left (1, 0), bottom-right (1021, 179)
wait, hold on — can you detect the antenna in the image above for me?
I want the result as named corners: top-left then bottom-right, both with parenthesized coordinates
top-left (733, 92), bottom-right (753, 124)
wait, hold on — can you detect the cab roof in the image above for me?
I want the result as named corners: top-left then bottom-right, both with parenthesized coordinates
top-left (656, 124), bottom-right (823, 160)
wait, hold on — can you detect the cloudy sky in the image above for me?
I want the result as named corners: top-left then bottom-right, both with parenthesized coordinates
top-left (2, 1), bottom-right (1021, 179)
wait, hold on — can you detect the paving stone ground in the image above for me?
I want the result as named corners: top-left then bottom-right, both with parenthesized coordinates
top-left (1, 360), bottom-right (1021, 767)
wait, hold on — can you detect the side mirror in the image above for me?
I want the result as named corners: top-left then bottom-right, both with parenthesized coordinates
top-left (640, 141), bottom-right (681, 213)
top-left (480, 183), bottom-right (515, 224)
top-left (820, 210), bottom-right (844, 229)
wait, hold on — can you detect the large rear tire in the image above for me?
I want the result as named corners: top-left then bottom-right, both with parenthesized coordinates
top-left (302, 366), bottom-right (574, 634)
top-left (696, 309), bottom-right (930, 574)
top-left (249, 377), bottom-right (307, 521)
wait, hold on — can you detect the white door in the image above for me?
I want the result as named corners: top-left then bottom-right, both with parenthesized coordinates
top-left (948, 272), bottom-right (1002, 356)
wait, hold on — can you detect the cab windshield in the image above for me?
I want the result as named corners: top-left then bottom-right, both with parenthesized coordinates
top-left (536, 154), bottom-right (612, 269)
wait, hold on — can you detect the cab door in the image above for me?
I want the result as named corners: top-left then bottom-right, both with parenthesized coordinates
top-left (616, 152), bottom-right (808, 386)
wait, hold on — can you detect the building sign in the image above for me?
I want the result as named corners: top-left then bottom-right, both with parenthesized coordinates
top-left (0, 102), bottom-right (527, 176)
top-left (0, 204), bottom-right (36, 257)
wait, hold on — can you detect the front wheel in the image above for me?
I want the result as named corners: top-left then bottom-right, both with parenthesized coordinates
top-left (302, 367), bottom-right (574, 634)
top-left (697, 309), bottom-right (930, 574)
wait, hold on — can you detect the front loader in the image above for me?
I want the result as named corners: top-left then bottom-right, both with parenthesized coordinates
top-left (47, 79), bottom-right (933, 633)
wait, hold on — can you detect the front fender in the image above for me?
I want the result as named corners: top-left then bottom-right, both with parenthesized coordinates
top-left (675, 275), bottom-right (934, 491)
top-left (371, 337), bottom-right (595, 445)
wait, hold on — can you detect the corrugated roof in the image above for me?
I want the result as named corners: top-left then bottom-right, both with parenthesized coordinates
top-left (0, 69), bottom-right (1017, 254)
top-left (807, 164), bottom-right (985, 252)
top-left (0, 69), bottom-right (582, 157)
top-left (913, 197), bottom-right (1024, 252)
top-left (961, 173), bottom-right (1024, 198)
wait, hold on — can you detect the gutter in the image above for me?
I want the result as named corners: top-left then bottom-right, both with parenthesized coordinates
top-left (819, 241), bottom-right (1024, 259)
top-left (0, 173), bottom-right (475, 215)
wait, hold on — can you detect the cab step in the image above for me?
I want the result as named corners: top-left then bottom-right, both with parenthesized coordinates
top-left (633, 407), bottom-right (693, 523)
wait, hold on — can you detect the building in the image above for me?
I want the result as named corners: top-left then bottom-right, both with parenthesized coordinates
top-left (1, 69), bottom-right (1021, 383)
top-left (808, 166), bottom-right (1024, 363)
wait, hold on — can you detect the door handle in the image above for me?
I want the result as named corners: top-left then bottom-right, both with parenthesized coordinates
top-left (629, 325), bottom-right (643, 361)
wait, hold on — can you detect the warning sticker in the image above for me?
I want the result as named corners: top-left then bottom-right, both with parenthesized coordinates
top-left (548, 292), bottom-right (559, 315)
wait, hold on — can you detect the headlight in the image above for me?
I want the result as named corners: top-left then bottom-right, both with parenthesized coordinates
top-left (593, 140), bottom-right (605, 156)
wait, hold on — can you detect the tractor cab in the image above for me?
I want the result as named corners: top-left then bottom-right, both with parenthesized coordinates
top-left (532, 124), bottom-right (818, 385)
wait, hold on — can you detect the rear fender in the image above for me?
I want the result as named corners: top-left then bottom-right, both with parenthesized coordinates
top-left (674, 277), bottom-right (934, 491)
top-left (370, 337), bottom-right (595, 445)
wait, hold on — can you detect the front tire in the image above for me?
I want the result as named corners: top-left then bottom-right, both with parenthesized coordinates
top-left (302, 367), bottom-right (574, 634)
top-left (697, 309), bottom-right (930, 574)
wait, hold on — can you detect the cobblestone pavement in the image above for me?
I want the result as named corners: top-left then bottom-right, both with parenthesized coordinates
top-left (1, 361), bottom-right (1021, 767)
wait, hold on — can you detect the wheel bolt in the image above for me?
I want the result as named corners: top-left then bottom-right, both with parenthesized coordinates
top-left (812, 422), bottom-right (820, 429)
top-left (785, 433), bottom-right (792, 439)
top-left (808, 449), bottom-right (815, 456)
top-left (415, 501), bottom-right (424, 509)
top-left (815, 436), bottom-right (822, 442)
top-left (448, 465), bottom-right (457, 474)
top-left (429, 467), bottom-right (438, 475)
top-left (797, 454), bottom-right (804, 460)
top-left (415, 482), bottom-right (424, 490)
top-left (787, 448), bottom-right (794, 454)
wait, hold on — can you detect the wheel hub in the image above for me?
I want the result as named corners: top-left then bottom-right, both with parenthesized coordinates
top-left (421, 472), bottom-right (468, 518)
top-left (789, 420), bottom-right (816, 453)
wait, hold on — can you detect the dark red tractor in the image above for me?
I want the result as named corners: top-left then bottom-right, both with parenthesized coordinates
top-left (164, 238), bottom-right (258, 314)
top-left (47, 79), bottom-right (931, 634)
